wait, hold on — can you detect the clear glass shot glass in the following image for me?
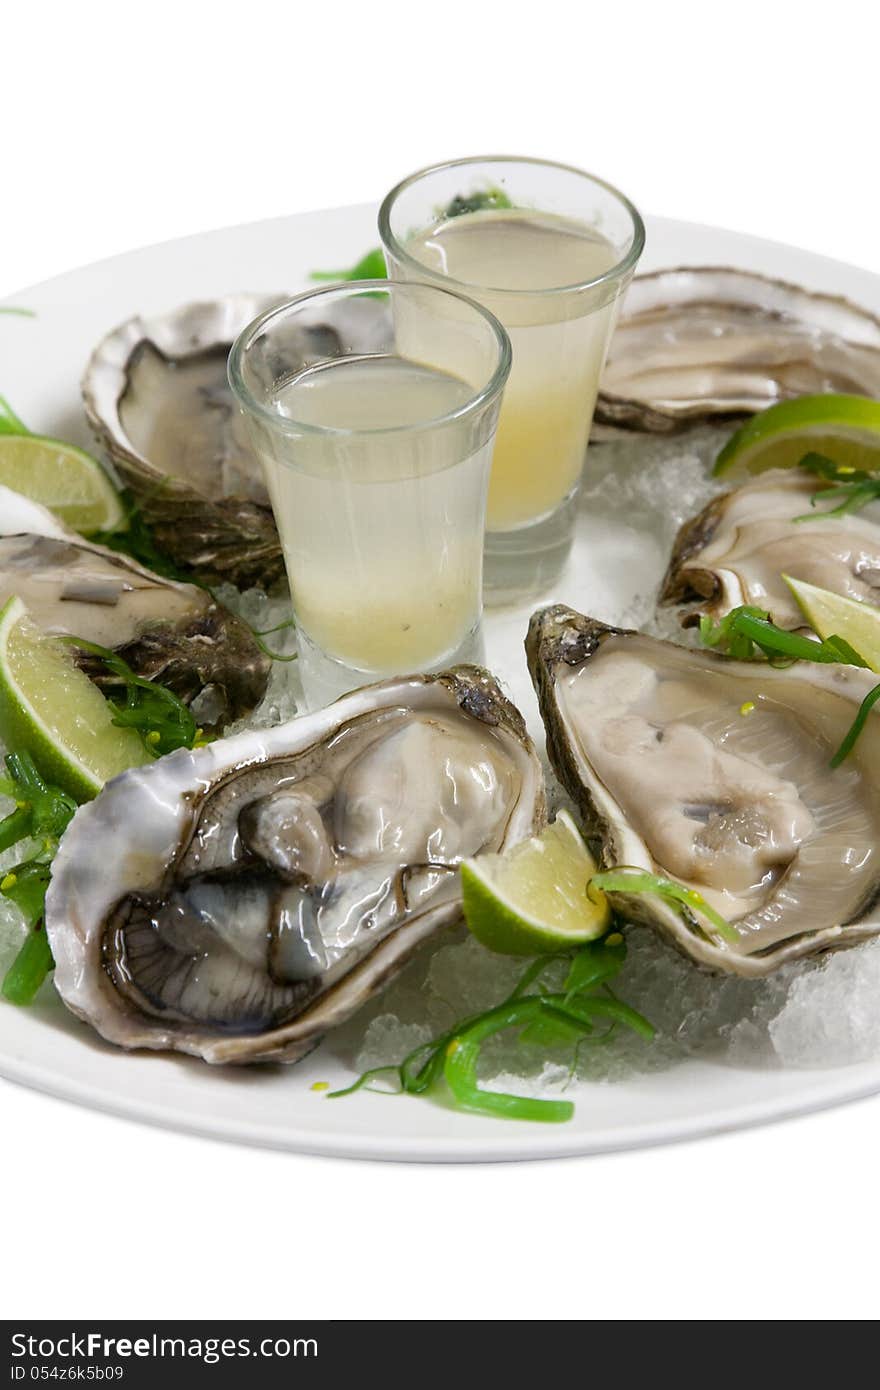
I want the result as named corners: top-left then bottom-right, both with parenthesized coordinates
top-left (229, 281), bottom-right (511, 698)
top-left (379, 156), bottom-right (644, 590)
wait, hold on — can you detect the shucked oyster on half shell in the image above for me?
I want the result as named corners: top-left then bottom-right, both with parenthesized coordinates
top-left (660, 467), bottom-right (880, 629)
top-left (46, 666), bottom-right (544, 1064)
top-left (595, 267), bottom-right (880, 434)
top-left (527, 605), bottom-right (880, 976)
top-left (0, 485), bottom-right (270, 730)
top-left (81, 293), bottom-right (284, 590)
top-left (81, 292), bottom-right (391, 590)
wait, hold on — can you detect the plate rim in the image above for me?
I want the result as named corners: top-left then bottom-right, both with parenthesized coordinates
top-left (5, 1044), bottom-right (880, 1163)
top-left (2, 203), bottom-right (880, 1162)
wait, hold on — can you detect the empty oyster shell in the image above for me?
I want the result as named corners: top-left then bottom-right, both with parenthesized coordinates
top-left (527, 605), bottom-right (880, 976)
top-left (46, 665), bottom-right (545, 1064)
top-left (660, 466), bottom-right (880, 628)
top-left (82, 292), bottom-right (392, 590)
top-left (596, 267), bottom-right (880, 433)
top-left (0, 484), bottom-right (270, 729)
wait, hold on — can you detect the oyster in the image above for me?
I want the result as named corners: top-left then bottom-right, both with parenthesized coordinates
top-left (82, 292), bottom-right (390, 589)
top-left (527, 605), bottom-right (880, 976)
top-left (596, 267), bottom-right (880, 433)
top-left (46, 666), bottom-right (544, 1063)
top-left (81, 293), bottom-right (283, 589)
top-left (0, 485), bottom-right (270, 729)
top-left (661, 466), bottom-right (880, 628)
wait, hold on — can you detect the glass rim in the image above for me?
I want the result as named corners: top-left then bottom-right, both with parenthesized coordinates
top-left (228, 279), bottom-right (512, 440)
top-left (378, 154), bottom-right (646, 299)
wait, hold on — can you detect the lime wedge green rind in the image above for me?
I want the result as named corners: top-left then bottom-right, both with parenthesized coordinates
top-left (0, 596), bottom-right (149, 802)
top-left (714, 394), bottom-right (880, 478)
top-left (784, 574), bottom-right (880, 674)
top-left (0, 434), bottom-right (126, 534)
top-left (461, 810), bottom-right (611, 957)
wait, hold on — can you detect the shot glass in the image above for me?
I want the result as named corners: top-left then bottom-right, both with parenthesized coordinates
top-left (228, 281), bottom-right (511, 699)
top-left (379, 157), bottom-right (644, 590)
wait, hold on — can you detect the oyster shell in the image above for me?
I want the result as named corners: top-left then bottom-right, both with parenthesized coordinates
top-left (82, 292), bottom-right (390, 589)
top-left (527, 605), bottom-right (880, 976)
top-left (0, 484), bottom-right (270, 729)
top-left (46, 666), bottom-right (544, 1063)
top-left (596, 267), bottom-right (880, 433)
top-left (661, 466), bottom-right (880, 628)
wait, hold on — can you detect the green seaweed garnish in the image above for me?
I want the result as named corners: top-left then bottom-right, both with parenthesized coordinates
top-left (91, 490), bottom-right (195, 582)
top-left (248, 619), bottom-right (298, 663)
top-left (63, 638), bottom-right (203, 756)
top-left (442, 187), bottom-right (512, 218)
top-left (309, 189), bottom-right (511, 286)
top-left (1, 911), bottom-right (53, 1004)
top-left (329, 936), bottom-right (653, 1124)
top-left (0, 752), bottom-right (77, 1004)
top-left (310, 248), bottom-right (387, 284)
top-left (0, 650), bottom-right (205, 1005)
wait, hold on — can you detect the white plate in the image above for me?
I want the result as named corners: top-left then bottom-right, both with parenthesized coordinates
top-left (2, 204), bottom-right (880, 1162)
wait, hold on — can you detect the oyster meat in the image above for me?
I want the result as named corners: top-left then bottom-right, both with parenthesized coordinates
top-left (527, 605), bottom-right (880, 975)
top-left (46, 666), bottom-right (544, 1063)
top-left (596, 267), bottom-right (880, 434)
top-left (661, 466), bottom-right (880, 628)
top-left (82, 292), bottom-right (390, 589)
top-left (0, 485), bottom-right (270, 729)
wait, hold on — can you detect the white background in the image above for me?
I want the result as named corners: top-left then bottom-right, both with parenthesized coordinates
top-left (2, 0), bottom-right (880, 1323)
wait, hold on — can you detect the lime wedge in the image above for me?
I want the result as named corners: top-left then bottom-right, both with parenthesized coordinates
top-left (784, 574), bottom-right (880, 673)
top-left (0, 596), bottom-right (149, 801)
top-left (714, 394), bottom-right (880, 478)
top-left (460, 810), bottom-right (611, 956)
top-left (0, 433), bottom-right (125, 534)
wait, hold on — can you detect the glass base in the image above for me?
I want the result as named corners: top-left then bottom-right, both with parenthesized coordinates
top-left (295, 622), bottom-right (487, 711)
top-left (483, 489), bottom-right (578, 607)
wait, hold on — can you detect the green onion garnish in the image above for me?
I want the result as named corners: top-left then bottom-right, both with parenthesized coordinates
top-left (698, 603), bottom-right (880, 766)
top-left (830, 682), bottom-right (880, 767)
top-left (699, 605), bottom-right (868, 668)
top-left (0, 394), bottom-right (29, 436)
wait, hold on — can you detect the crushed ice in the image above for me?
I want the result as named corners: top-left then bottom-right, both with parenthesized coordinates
top-left (212, 582), bottom-right (303, 733)
top-left (333, 926), bottom-right (880, 1093)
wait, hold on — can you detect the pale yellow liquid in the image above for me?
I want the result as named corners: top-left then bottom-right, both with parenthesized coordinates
top-left (403, 209), bottom-right (619, 531)
top-left (263, 355), bottom-right (490, 672)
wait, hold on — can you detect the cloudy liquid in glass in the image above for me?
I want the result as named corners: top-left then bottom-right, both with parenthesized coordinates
top-left (404, 209), bottom-right (619, 531)
top-left (266, 355), bottom-right (489, 672)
